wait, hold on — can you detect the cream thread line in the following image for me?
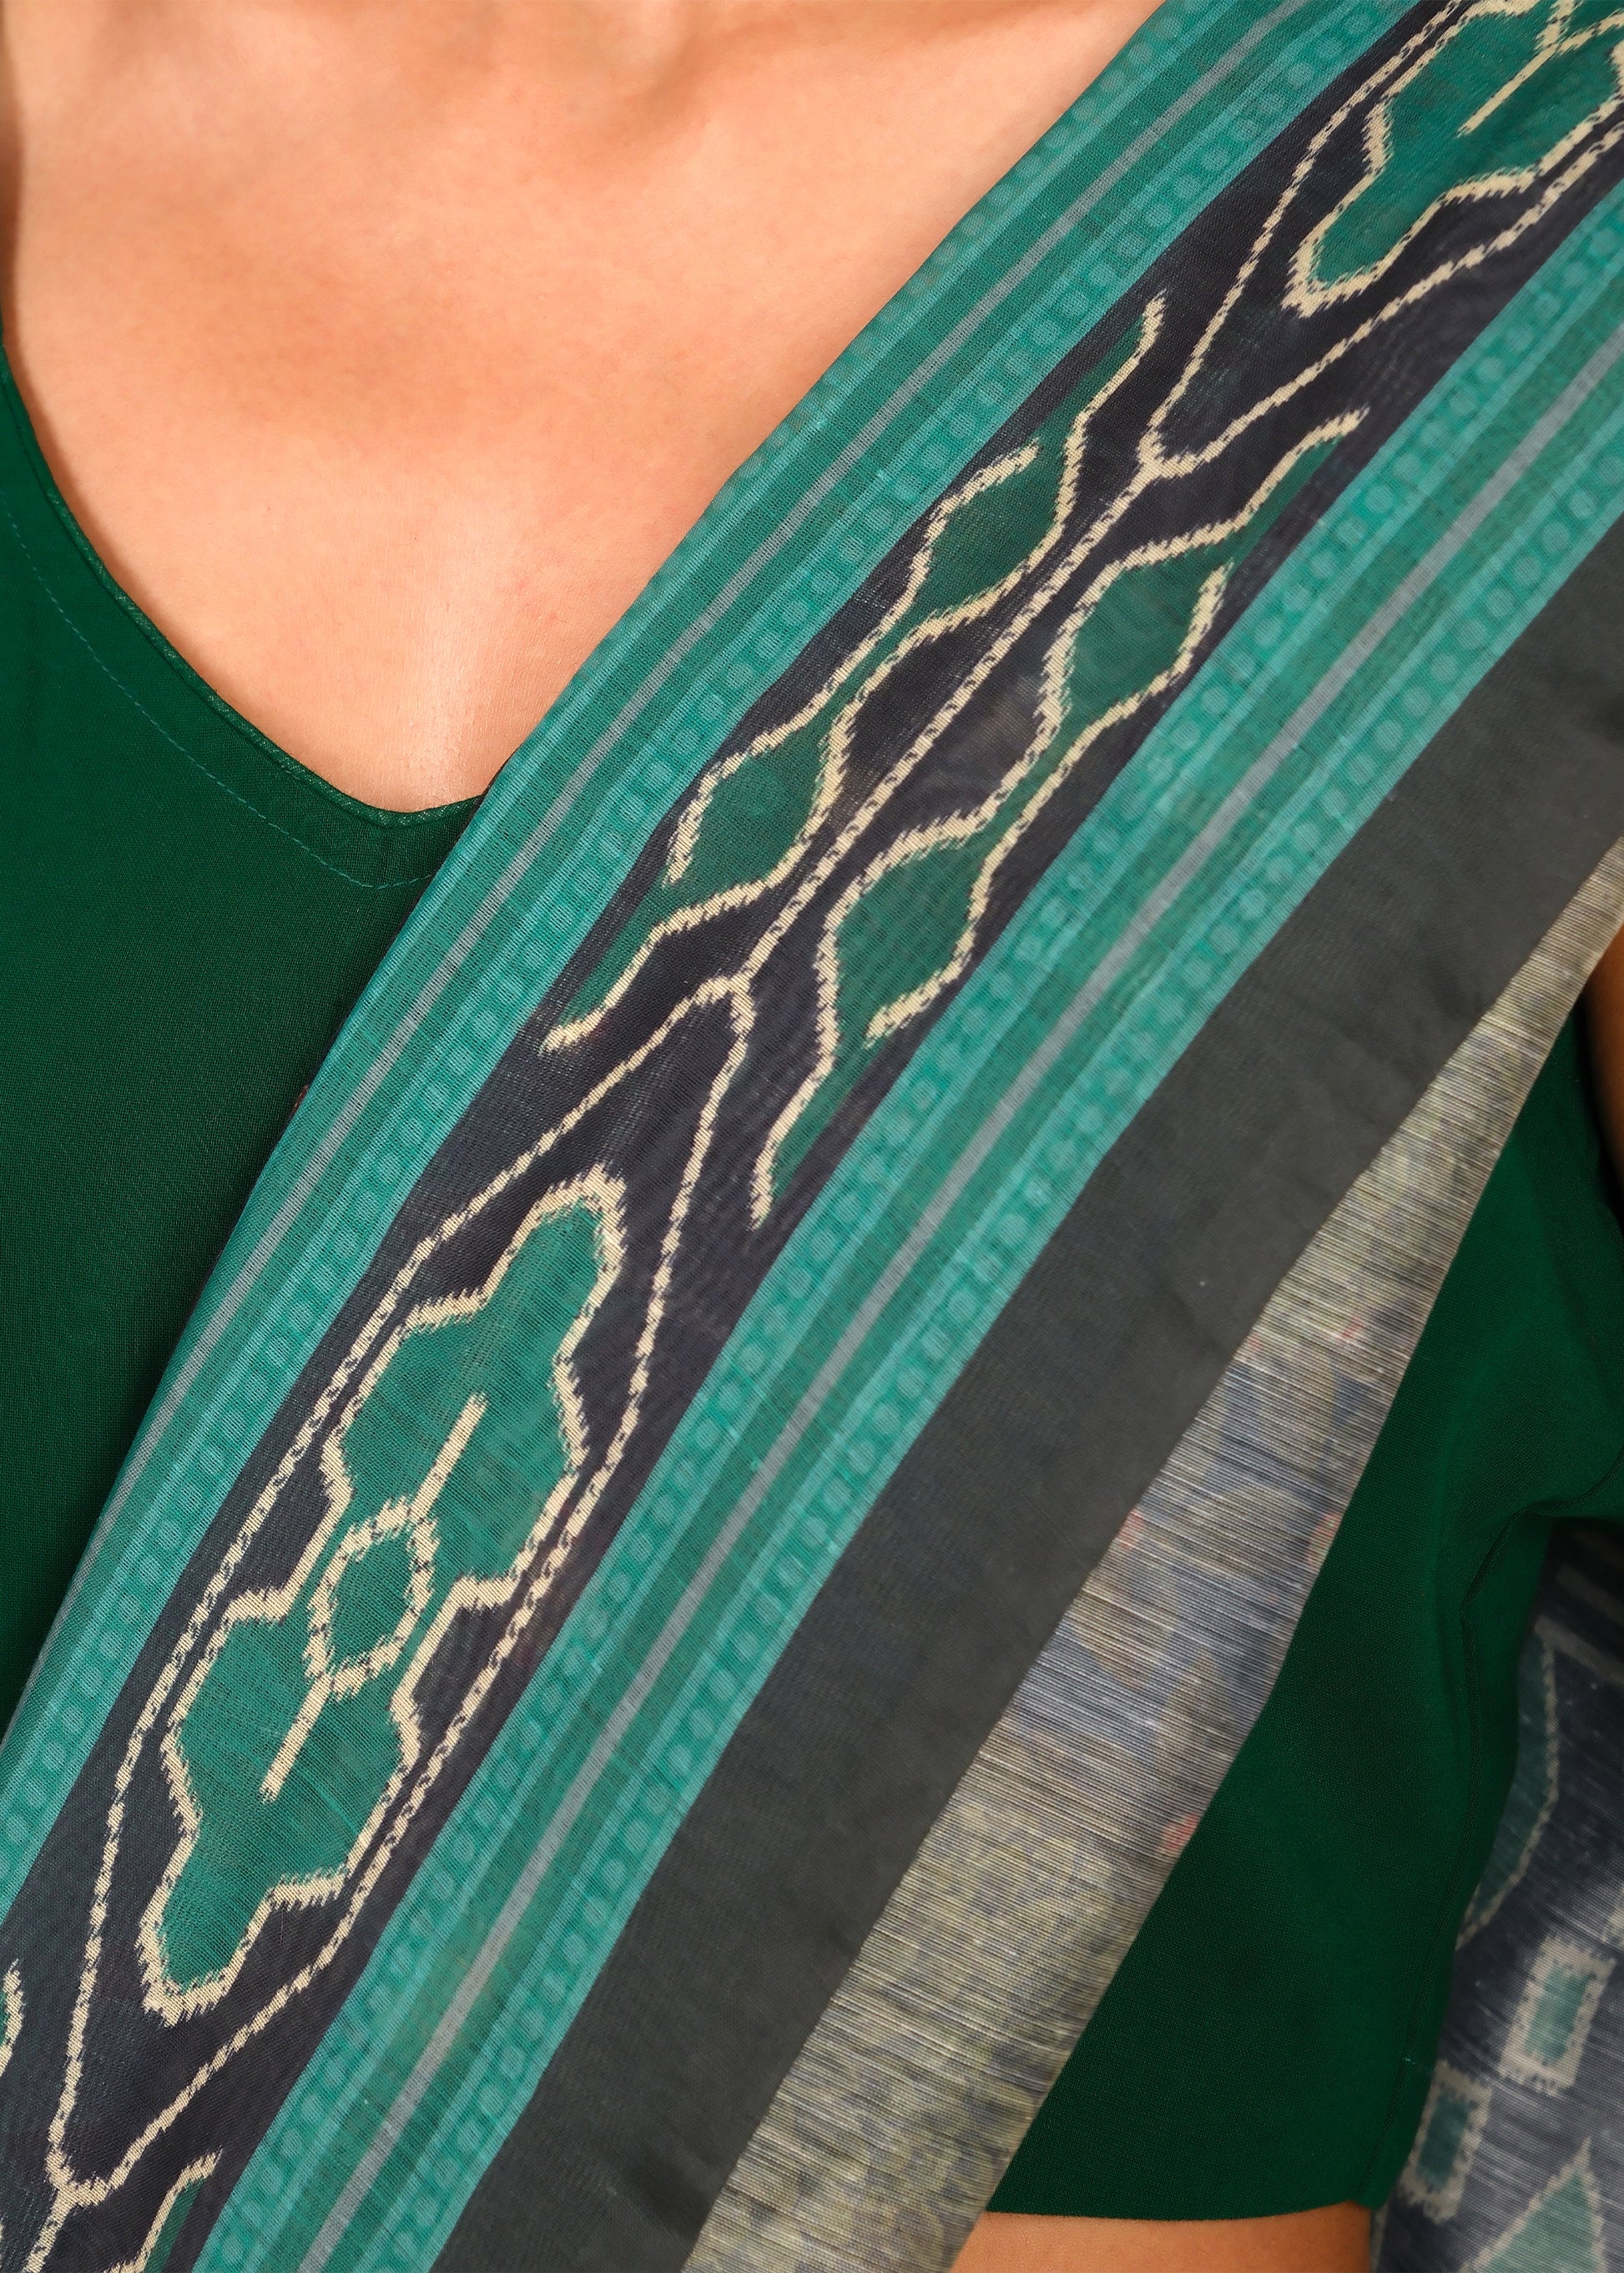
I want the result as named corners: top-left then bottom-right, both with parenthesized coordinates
top-left (138, 1173), bottom-right (625, 2020)
top-left (257, 1398), bottom-right (480, 1806)
top-left (1458, 0), bottom-right (1622, 132)
top-left (575, 0), bottom-right (1460, 1073)
top-left (551, 0), bottom-right (1624, 1217)
top-left (750, 419), bottom-right (1358, 1218)
top-left (5, 0), bottom-right (1253, 1766)
top-left (37, 995), bottom-right (754, 2256)
top-left (739, 17), bottom-right (1624, 1196)
top-left (1289, 0), bottom-right (1624, 312)
top-left (545, 315), bottom-right (1179, 1232)
top-left (549, 320), bottom-right (1153, 1050)
top-left (0, 0), bottom-right (1493, 1794)
top-left (103, 2160), bottom-right (221, 2273)
top-left (662, 445), bottom-right (1045, 887)
top-left (855, 564), bottom-right (1235, 1045)
top-left (1137, 0), bottom-right (1616, 472)
top-left (24, 3), bottom-right (1622, 2252)
top-left (38, 1170), bottom-right (623, 2238)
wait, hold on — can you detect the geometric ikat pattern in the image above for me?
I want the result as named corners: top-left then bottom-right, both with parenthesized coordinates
top-left (1379, 1528), bottom-right (1624, 2271)
top-left (2, 1), bottom-right (1622, 2266)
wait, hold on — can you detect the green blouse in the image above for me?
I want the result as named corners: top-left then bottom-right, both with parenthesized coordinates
top-left (994, 1011), bottom-right (1624, 2217)
top-left (3, 325), bottom-right (1621, 2219)
top-left (0, 353), bottom-right (475, 1736)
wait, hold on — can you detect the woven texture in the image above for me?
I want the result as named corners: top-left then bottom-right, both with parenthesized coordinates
top-left (693, 848), bottom-right (1624, 2273)
top-left (0, 1), bottom-right (1622, 2265)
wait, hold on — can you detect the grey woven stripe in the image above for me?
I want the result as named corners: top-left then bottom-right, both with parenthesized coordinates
top-left (63, 0), bottom-right (1308, 1666)
top-left (690, 840), bottom-right (1624, 2273)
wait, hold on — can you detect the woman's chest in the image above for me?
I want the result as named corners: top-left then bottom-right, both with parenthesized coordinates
top-left (1, 0), bottom-right (1151, 809)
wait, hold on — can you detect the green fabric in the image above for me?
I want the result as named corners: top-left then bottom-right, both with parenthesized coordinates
top-left (2, 320), bottom-right (1621, 2228)
top-left (0, 354), bottom-right (474, 1735)
top-left (993, 1015), bottom-right (1624, 2219)
top-left (0, 38), bottom-right (1621, 2236)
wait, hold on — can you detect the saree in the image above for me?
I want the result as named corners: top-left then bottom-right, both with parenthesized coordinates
top-left (2, 0), bottom-right (1624, 2263)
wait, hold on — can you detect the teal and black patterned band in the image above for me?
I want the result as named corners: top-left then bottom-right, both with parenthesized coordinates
top-left (3, 0), bottom-right (1624, 2265)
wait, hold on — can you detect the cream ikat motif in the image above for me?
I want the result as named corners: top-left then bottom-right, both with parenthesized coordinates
top-left (1, 1), bottom-right (1622, 2265)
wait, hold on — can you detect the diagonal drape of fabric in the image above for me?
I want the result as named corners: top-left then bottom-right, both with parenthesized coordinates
top-left (2, 0), bottom-right (1624, 2265)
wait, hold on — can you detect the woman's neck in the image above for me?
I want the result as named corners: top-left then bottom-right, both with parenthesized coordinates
top-left (0, 0), bottom-right (1157, 809)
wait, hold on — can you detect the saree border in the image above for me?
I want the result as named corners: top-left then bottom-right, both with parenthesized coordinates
top-left (435, 486), bottom-right (1624, 2271)
top-left (7, 10), bottom-right (1624, 2267)
top-left (0, 0), bottom-right (1380, 1886)
top-left (686, 842), bottom-right (1624, 2273)
top-left (174, 159), bottom-right (1624, 2273)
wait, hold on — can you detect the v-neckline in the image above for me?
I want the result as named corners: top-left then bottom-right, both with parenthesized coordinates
top-left (0, 0), bottom-right (1419, 1992)
top-left (0, 0), bottom-right (1248, 829)
top-left (0, 337), bottom-right (482, 839)
top-left (0, 0), bottom-right (1382, 1166)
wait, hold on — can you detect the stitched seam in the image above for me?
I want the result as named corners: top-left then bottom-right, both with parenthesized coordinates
top-left (0, 486), bottom-right (445, 893)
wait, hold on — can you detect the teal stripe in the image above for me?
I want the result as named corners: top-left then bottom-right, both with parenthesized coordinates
top-left (0, 0), bottom-right (1393, 1900)
top-left (209, 176), bottom-right (1624, 2273)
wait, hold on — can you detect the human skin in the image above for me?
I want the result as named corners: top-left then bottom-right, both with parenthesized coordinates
top-left (0, 0), bottom-right (1376, 2261)
top-left (953, 2206), bottom-right (1374, 2270)
top-left (0, 0), bottom-right (1163, 810)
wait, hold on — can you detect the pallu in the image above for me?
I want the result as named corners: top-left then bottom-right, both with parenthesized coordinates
top-left (3, 0), bottom-right (1624, 2265)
